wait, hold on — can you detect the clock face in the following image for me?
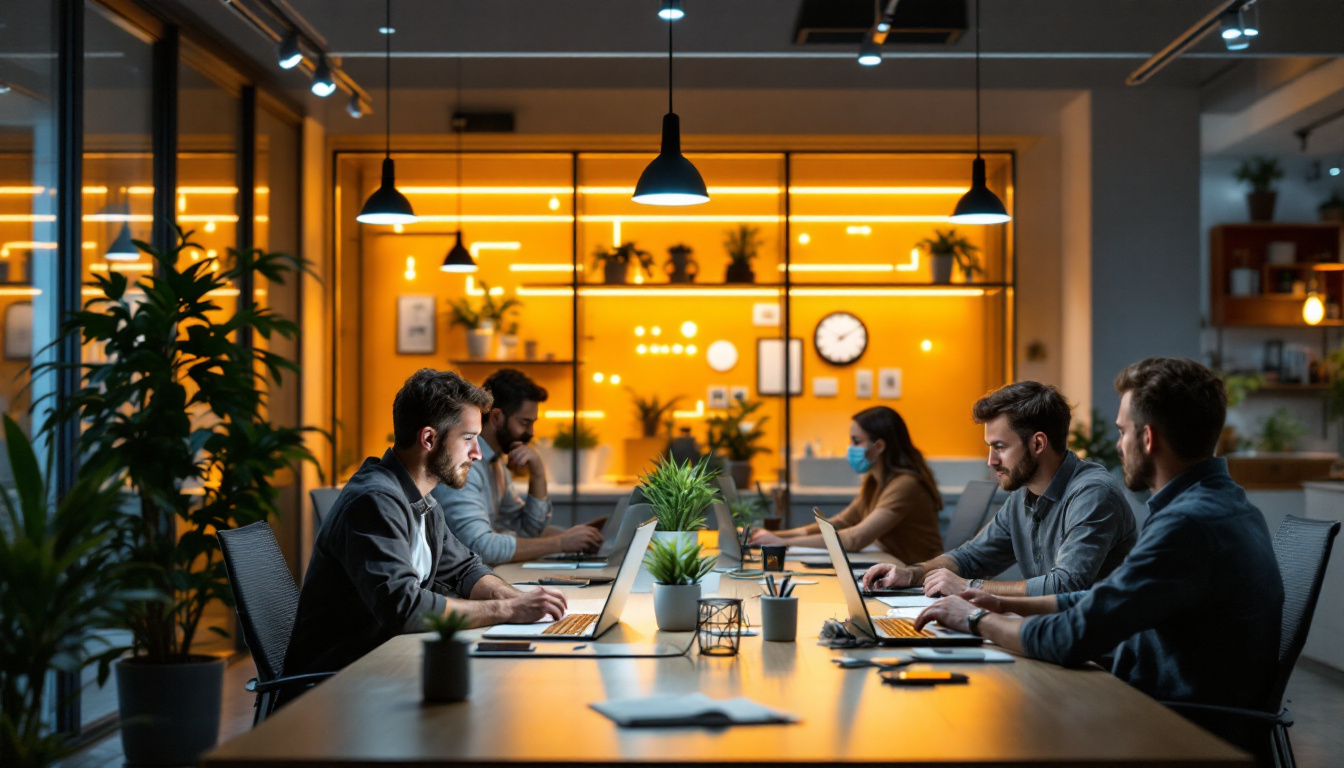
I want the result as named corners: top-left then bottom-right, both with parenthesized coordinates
top-left (814, 312), bottom-right (868, 366)
top-left (706, 340), bottom-right (739, 372)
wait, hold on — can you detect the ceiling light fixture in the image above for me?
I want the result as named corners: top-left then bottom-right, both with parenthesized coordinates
top-left (658, 0), bottom-right (685, 21)
top-left (357, 0), bottom-right (416, 225)
top-left (1240, 1), bottom-right (1260, 36)
top-left (442, 60), bottom-right (477, 272)
top-left (277, 31), bottom-right (303, 69)
top-left (1127, 0), bottom-right (1252, 86)
top-left (310, 55), bottom-right (337, 96)
top-left (378, 26), bottom-right (395, 34)
top-left (1219, 9), bottom-right (1244, 39)
top-left (632, 11), bottom-right (709, 206)
top-left (104, 218), bottom-right (139, 262)
top-left (1304, 279), bottom-right (1325, 326)
top-left (857, 33), bottom-right (882, 66)
top-left (346, 93), bottom-right (364, 118)
top-left (949, 0), bottom-right (1010, 225)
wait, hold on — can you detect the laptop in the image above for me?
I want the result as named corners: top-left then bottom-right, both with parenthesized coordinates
top-left (711, 501), bottom-right (752, 567)
top-left (540, 496), bottom-right (638, 563)
top-left (484, 518), bottom-right (657, 640)
top-left (817, 514), bottom-right (983, 647)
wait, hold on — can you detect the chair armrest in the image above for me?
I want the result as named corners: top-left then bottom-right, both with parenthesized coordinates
top-left (1162, 701), bottom-right (1290, 726)
top-left (246, 672), bottom-right (337, 695)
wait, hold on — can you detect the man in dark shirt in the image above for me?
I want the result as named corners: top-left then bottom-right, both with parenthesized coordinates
top-left (915, 358), bottom-right (1282, 714)
top-left (285, 369), bottom-right (567, 677)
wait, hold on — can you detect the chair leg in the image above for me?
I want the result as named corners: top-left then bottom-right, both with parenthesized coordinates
top-left (1273, 723), bottom-right (1296, 768)
top-left (252, 692), bottom-right (265, 728)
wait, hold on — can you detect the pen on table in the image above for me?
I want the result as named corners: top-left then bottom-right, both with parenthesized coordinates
top-left (779, 574), bottom-right (792, 598)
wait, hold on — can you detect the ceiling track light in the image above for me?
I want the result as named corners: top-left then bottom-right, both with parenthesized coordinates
top-left (658, 0), bottom-right (685, 21)
top-left (346, 93), bottom-right (364, 118)
top-left (277, 30), bottom-right (303, 69)
top-left (633, 11), bottom-right (709, 206)
top-left (1240, 1), bottom-right (1260, 36)
top-left (1127, 0), bottom-right (1256, 86)
top-left (949, 0), bottom-right (1010, 226)
top-left (857, 1), bottom-right (897, 68)
top-left (857, 33), bottom-right (883, 66)
top-left (357, 0), bottom-right (416, 225)
top-left (311, 55), bottom-right (337, 96)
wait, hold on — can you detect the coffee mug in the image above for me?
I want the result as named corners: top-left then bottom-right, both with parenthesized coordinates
top-left (760, 596), bottom-right (798, 642)
top-left (761, 545), bottom-right (787, 572)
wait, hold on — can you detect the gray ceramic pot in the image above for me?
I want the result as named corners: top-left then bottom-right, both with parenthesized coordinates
top-left (423, 638), bottom-right (471, 703)
top-left (116, 655), bottom-right (225, 766)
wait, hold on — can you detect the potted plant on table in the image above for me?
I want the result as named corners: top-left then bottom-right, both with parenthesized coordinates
top-left (625, 389), bottom-right (682, 475)
top-left (706, 398), bottom-right (771, 491)
top-left (918, 229), bottom-right (983, 285)
top-left (38, 228), bottom-right (321, 766)
top-left (421, 611), bottom-right (471, 703)
top-left (638, 454), bottom-right (720, 550)
top-left (448, 282), bottom-right (522, 359)
top-left (1235, 156), bottom-right (1283, 222)
top-left (592, 242), bottom-right (654, 285)
top-left (724, 225), bottom-right (762, 284)
top-left (643, 538), bottom-right (717, 631)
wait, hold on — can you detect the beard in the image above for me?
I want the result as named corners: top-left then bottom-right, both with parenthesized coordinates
top-left (1120, 441), bottom-right (1155, 493)
top-left (998, 449), bottom-right (1039, 493)
top-left (499, 421), bottom-right (533, 448)
top-left (428, 439), bottom-right (472, 489)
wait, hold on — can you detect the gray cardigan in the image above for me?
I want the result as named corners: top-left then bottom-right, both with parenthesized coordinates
top-left (285, 450), bottom-right (494, 676)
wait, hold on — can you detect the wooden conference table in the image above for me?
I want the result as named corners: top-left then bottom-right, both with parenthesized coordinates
top-left (202, 538), bottom-right (1249, 768)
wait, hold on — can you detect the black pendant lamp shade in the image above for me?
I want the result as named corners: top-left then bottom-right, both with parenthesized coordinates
top-left (104, 221), bottom-right (139, 261)
top-left (633, 113), bottom-right (709, 206)
top-left (949, 0), bottom-right (1010, 226)
top-left (357, 157), bottom-right (416, 225)
top-left (440, 231), bottom-right (477, 272)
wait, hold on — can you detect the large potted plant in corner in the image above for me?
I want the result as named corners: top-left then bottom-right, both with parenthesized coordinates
top-left (39, 228), bottom-right (321, 766)
top-left (448, 282), bottom-right (521, 359)
top-left (643, 538), bottom-right (716, 631)
top-left (706, 398), bottom-right (771, 491)
top-left (638, 454), bottom-right (720, 551)
top-left (1235, 156), bottom-right (1283, 222)
top-left (723, 225), bottom-right (762, 284)
top-left (592, 242), bottom-right (653, 285)
top-left (625, 389), bottom-right (681, 474)
top-left (0, 416), bottom-right (134, 768)
top-left (918, 229), bottom-right (982, 285)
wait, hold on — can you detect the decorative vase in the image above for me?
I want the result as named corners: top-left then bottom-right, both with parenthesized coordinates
top-left (725, 460), bottom-right (753, 492)
top-left (466, 329), bottom-right (493, 359)
top-left (497, 333), bottom-right (519, 360)
top-left (664, 245), bottom-right (698, 283)
top-left (422, 638), bottom-right (470, 703)
top-left (652, 582), bottom-right (702, 631)
top-left (116, 655), bottom-right (226, 766)
top-left (724, 262), bottom-right (755, 284)
top-left (931, 253), bottom-right (954, 284)
top-left (603, 261), bottom-right (628, 285)
top-left (1247, 190), bottom-right (1277, 222)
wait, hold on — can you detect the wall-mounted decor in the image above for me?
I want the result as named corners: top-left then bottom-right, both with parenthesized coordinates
top-left (397, 295), bottom-right (437, 354)
top-left (4, 302), bottom-right (32, 360)
top-left (752, 302), bottom-right (780, 327)
top-left (706, 340), bottom-right (738, 372)
top-left (729, 385), bottom-right (749, 403)
top-left (757, 338), bottom-right (802, 396)
top-left (878, 368), bottom-right (903, 399)
top-left (813, 311), bottom-right (868, 366)
top-left (855, 369), bottom-right (873, 398)
top-left (707, 385), bottom-right (729, 410)
top-left (813, 377), bottom-right (838, 397)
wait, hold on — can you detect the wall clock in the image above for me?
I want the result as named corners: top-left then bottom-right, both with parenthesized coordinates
top-left (813, 311), bottom-right (868, 366)
top-left (706, 340), bottom-right (738, 372)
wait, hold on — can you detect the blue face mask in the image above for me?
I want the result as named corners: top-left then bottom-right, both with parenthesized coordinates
top-left (847, 445), bottom-right (871, 474)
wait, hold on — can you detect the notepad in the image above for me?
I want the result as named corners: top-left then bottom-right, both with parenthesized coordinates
top-left (877, 595), bottom-right (938, 608)
top-left (590, 693), bottom-right (798, 728)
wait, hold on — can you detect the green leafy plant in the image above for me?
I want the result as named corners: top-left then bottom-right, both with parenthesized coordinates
top-left (35, 227), bottom-right (322, 665)
top-left (724, 225), bottom-right (763, 267)
top-left (0, 416), bottom-right (137, 768)
top-left (918, 228), bottom-right (983, 278)
top-left (638, 454), bottom-right (720, 531)
top-left (592, 242), bottom-right (654, 277)
top-left (706, 398), bottom-right (771, 462)
top-left (447, 282), bottom-right (522, 330)
top-left (422, 610), bottom-right (470, 642)
top-left (629, 389), bottom-right (682, 439)
top-left (1068, 409), bottom-right (1121, 472)
top-left (1257, 407), bottom-right (1307, 453)
top-left (729, 497), bottom-right (768, 529)
top-left (643, 538), bottom-right (716, 586)
top-left (1235, 157), bottom-right (1284, 193)
top-left (1220, 371), bottom-right (1263, 408)
top-left (553, 421), bottom-right (600, 451)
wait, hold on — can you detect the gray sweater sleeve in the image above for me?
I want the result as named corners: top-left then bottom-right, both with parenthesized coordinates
top-left (338, 492), bottom-right (446, 633)
top-left (432, 470), bottom-right (518, 565)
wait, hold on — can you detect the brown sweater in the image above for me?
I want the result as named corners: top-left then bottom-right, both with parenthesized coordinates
top-left (831, 473), bottom-right (943, 565)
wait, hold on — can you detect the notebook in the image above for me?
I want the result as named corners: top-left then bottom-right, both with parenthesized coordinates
top-left (590, 693), bottom-right (798, 728)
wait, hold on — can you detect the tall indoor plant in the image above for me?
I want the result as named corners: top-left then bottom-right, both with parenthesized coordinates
top-left (706, 398), bottom-right (771, 490)
top-left (918, 229), bottom-right (983, 284)
top-left (38, 228), bottom-right (321, 766)
top-left (1235, 156), bottom-right (1283, 222)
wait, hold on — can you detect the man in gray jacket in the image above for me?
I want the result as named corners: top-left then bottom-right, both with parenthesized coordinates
top-left (285, 369), bottom-right (566, 677)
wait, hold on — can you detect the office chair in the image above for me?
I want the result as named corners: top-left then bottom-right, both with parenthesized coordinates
top-left (217, 522), bottom-right (336, 726)
top-left (309, 486), bottom-right (342, 530)
top-left (943, 479), bottom-right (999, 550)
top-left (1164, 515), bottom-right (1340, 768)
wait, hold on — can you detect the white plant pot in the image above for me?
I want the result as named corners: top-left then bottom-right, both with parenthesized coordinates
top-left (652, 582), bottom-right (702, 631)
top-left (497, 334), bottom-right (519, 360)
top-left (466, 329), bottom-right (494, 359)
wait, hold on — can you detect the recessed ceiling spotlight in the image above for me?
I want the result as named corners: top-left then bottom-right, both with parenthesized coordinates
top-left (1330, 167), bottom-right (1341, 177)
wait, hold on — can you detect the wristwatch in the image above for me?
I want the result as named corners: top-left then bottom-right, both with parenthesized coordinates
top-left (966, 608), bottom-right (990, 637)
top-left (969, 578), bottom-right (985, 590)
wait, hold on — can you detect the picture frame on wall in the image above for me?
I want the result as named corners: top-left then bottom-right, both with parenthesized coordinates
top-left (4, 302), bottom-right (32, 360)
top-left (757, 338), bottom-right (803, 396)
top-left (397, 295), bottom-right (437, 354)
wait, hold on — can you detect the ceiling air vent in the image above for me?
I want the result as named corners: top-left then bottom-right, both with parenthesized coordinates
top-left (793, 0), bottom-right (967, 46)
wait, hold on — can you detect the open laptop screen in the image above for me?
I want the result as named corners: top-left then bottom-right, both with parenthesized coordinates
top-left (816, 514), bottom-right (878, 638)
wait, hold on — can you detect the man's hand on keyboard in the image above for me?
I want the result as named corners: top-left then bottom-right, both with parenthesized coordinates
top-left (913, 595), bottom-right (975, 634)
top-left (922, 568), bottom-right (970, 597)
top-left (862, 563), bottom-right (920, 591)
top-left (503, 586), bottom-right (567, 624)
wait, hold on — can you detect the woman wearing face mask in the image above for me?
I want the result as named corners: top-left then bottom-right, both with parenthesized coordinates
top-left (749, 406), bottom-right (943, 564)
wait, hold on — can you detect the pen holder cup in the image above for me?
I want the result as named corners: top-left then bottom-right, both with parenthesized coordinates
top-left (696, 598), bottom-right (743, 656)
top-left (760, 597), bottom-right (798, 642)
top-left (761, 545), bottom-right (787, 572)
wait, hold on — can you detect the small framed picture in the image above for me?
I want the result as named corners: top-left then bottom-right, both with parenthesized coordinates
top-left (397, 295), bottom-right (437, 355)
top-left (757, 338), bottom-right (803, 396)
top-left (730, 385), bottom-right (749, 403)
top-left (752, 302), bottom-right (781, 327)
top-left (4, 302), bottom-right (32, 360)
top-left (708, 385), bottom-right (730, 410)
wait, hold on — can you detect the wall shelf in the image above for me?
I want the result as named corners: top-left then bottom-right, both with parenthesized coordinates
top-left (449, 359), bottom-right (576, 366)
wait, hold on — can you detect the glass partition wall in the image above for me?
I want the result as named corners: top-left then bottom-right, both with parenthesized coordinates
top-left (333, 150), bottom-right (1014, 505)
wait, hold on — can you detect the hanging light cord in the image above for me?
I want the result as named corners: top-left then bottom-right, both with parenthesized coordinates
top-left (384, 0), bottom-right (391, 158)
top-left (456, 57), bottom-right (464, 224)
top-left (668, 17), bottom-right (674, 114)
top-left (974, 0), bottom-right (981, 159)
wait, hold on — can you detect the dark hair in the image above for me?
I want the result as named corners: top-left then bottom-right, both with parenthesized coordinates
top-left (972, 381), bottom-right (1072, 453)
top-left (482, 368), bottom-right (548, 417)
top-left (852, 406), bottom-right (943, 512)
top-left (392, 369), bottom-right (493, 449)
top-left (1114, 357), bottom-right (1226, 461)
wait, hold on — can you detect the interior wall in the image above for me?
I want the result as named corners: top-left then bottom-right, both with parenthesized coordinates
top-left (299, 115), bottom-right (330, 575)
top-left (1060, 92), bottom-right (1093, 421)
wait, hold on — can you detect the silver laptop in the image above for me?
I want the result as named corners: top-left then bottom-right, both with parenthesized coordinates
top-left (540, 493), bottom-right (634, 562)
top-left (711, 501), bottom-right (745, 566)
top-left (483, 518), bottom-right (657, 640)
top-left (817, 514), bottom-right (983, 648)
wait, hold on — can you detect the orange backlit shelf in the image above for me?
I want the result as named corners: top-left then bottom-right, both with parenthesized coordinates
top-left (449, 359), bottom-right (576, 366)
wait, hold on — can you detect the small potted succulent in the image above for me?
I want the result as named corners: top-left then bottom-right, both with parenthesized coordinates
top-left (1235, 157), bottom-right (1283, 222)
top-left (448, 283), bottom-right (521, 359)
top-left (724, 225), bottom-right (762, 284)
top-left (918, 229), bottom-right (983, 284)
top-left (663, 243), bottom-right (698, 283)
top-left (644, 537), bottom-right (717, 631)
top-left (422, 611), bottom-right (471, 703)
top-left (593, 241), bottom-right (654, 285)
top-left (638, 454), bottom-right (721, 550)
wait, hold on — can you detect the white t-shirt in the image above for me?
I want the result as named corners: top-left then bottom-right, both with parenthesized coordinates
top-left (411, 511), bottom-right (433, 584)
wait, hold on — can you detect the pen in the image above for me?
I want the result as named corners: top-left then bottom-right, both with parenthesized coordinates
top-left (779, 575), bottom-right (792, 598)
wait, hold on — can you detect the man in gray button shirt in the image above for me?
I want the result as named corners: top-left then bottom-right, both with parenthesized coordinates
top-left (865, 381), bottom-right (1137, 597)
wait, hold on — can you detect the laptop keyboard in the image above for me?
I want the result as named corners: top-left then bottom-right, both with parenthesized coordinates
top-left (541, 613), bottom-right (599, 636)
top-left (873, 617), bottom-right (937, 639)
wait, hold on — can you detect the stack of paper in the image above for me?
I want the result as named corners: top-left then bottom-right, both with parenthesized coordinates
top-left (591, 693), bottom-right (798, 728)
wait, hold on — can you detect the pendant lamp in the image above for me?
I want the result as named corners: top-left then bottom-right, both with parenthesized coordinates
top-left (632, 15), bottom-right (708, 206)
top-left (441, 58), bottom-right (477, 273)
top-left (104, 220), bottom-right (139, 261)
top-left (357, 0), bottom-right (416, 225)
top-left (950, 0), bottom-right (1010, 225)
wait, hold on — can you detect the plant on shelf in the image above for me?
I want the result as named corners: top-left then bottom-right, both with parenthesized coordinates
top-left (638, 454), bottom-right (720, 532)
top-left (1215, 371), bottom-right (1264, 455)
top-left (706, 397), bottom-right (771, 490)
top-left (592, 241), bottom-right (654, 285)
top-left (553, 421), bottom-right (600, 451)
top-left (1256, 407), bottom-right (1307, 453)
top-left (1235, 156), bottom-right (1284, 222)
top-left (448, 282), bottom-right (521, 359)
top-left (643, 537), bottom-right (717, 631)
top-left (724, 225), bottom-right (763, 284)
top-left (1067, 409), bottom-right (1120, 472)
top-left (0, 416), bottom-right (135, 768)
top-left (629, 389), bottom-right (683, 439)
top-left (421, 611), bottom-right (471, 703)
top-left (1321, 190), bottom-right (1344, 224)
top-left (549, 421), bottom-right (602, 486)
top-left (918, 229), bottom-right (983, 285)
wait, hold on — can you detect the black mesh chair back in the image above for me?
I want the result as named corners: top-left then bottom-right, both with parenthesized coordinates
top-left (944, 480), bottom-right (998, 550)
top-left (309, 486), bottom-right (343, 531)
top-left (217, 522), bottom-right (299, 684)
top-left (1266, 515), bottom-right (1340, 709)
